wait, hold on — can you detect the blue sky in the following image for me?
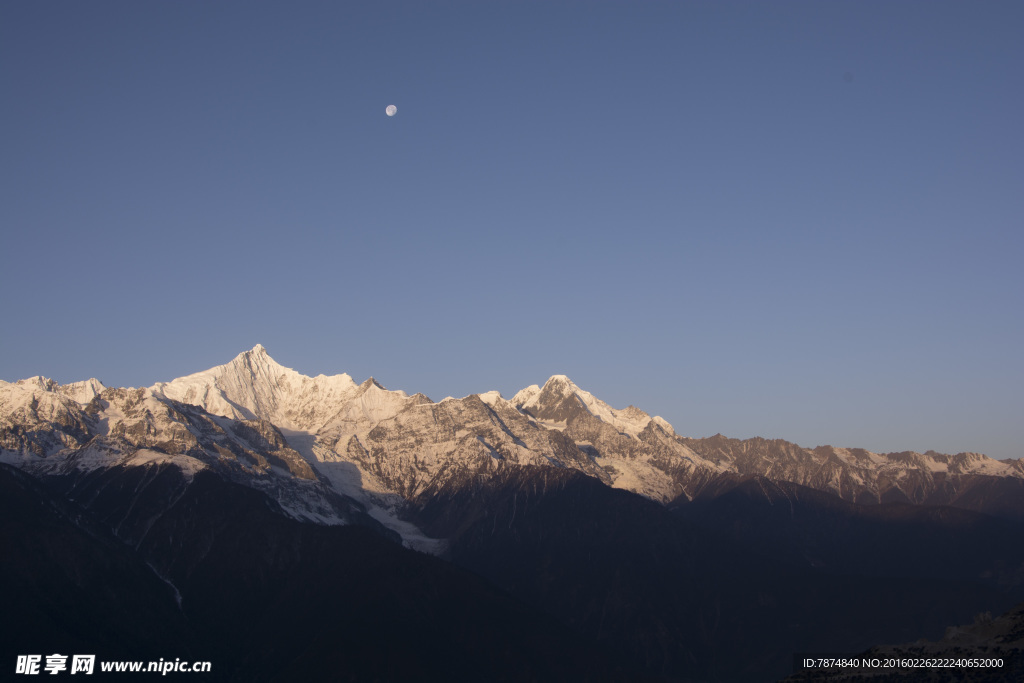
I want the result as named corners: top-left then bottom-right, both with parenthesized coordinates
top-left (2, 1), bottom-right (1022, 458)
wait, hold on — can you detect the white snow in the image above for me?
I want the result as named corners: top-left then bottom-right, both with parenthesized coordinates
top-left (8, 345), bottom-right (1022, 550)
top-left (516, 375), bottom-right (665, 438)
top-left (536, 419), bottom-right (568, 432)
top-left (476, 390), bottom-right (504, 407)
top-left (651, 415), bottom-right (676, 436)
top-left (922, 455), bottom-right (950, 473)
top-left (1, 379), bottom-right (78, 420)
top-left (128, 449), bottom-right (208, 477)
top-left (511, 384), bottom-right (541, 406)
top-left (58, 378), bottom-right (106, 404)
top-left (366, 506), bottom-right (448, 555)
top-left (151, 344), bottom-right (360, 432)
top-left (282, 427), bottom-right (448, 553)
top-left (0, 376), bottom-right (104, 410)
top-left (594, 455), bottom-right (679, 502)
top-left (63, 442), bottom-right (130, 471)
top-left (960, 454), bottom-right (1013, 476)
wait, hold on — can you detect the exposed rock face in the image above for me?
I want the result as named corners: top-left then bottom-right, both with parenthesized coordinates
top-left (143, 349), bottom-right (1024, 517)
top-left (4, 347), bottom-right (1024, 682)
top-left (230, 419), bottom-right (316, 480)
top-left (678, 435), bottom-right (1024, 515)
top-left (0, 374), bottom-right (378, 530)
top-left (1, 462), bottom-right (630, 683)
top-left (3, 345), bottom-right (1022, 556)
top-left (0, 378), bottom-right (96, 455)
top-left (151, 343), bottom-right (362, 432)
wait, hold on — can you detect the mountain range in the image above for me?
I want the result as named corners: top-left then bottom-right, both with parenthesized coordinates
top-left (3, 346), bottom-right (1023, 681)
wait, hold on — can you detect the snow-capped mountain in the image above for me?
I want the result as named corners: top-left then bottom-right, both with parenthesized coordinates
top-left (5, 346), bottom-right (1024, 682)
top-left (150, 343), bottom-right (362, 432)
top-left (0, 371), bottom-right (378, 530)
top-left (3, 345), bottom-right (1023, 555)
top-left (143, 347), bottom-right (1024, 510)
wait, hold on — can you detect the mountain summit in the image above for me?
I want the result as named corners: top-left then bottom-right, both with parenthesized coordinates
top-left (4, 346), bottom-right (1024, 681)
top-left (514, 374), bottom-right (662, 438)
top-left (151, 344), bottom-right (359, 432)
top-left (4, 345), bottom-right (1024, 548)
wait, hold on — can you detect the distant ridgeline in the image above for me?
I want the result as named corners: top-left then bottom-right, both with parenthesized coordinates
top-left (3, 345), bottom-right (1023, 681)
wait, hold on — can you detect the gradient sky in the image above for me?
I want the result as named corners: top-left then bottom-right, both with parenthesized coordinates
top-left (2, 1), bottom-right (1022, 459)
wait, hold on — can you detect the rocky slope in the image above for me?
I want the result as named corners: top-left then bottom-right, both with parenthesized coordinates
top-left (1, 463), bottom-right (640, 683)
top-left (145, 347), bottom-right (1024, 515)
top-left (3, 344), bottom-right (1023, 553)
top-left (0, 372), bottom-right (380, 531)
top-left (5, 346), bottom-right (1024, 681)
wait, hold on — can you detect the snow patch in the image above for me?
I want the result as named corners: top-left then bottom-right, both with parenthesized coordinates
top-left (152, 346), bottom-right (360, 432)
top-left (476, 390), bottom-right (504, 407)
top-left (127, 449), bottom-right (207, 478)
top-left (651, 415), bottom-right (677, 436)
top-left (516, 375), bottom-right (656, 437)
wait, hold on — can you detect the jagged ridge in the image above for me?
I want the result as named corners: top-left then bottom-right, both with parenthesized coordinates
top-left (3, 345), bottom-right (1023, 557)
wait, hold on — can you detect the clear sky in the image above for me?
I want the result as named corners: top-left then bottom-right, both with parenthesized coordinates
top-left (2, 1), bottom-right (1021, 459)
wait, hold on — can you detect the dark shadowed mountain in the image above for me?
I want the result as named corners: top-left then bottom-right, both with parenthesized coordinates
top-left (3, 347), bottom-right (1023, 681)
top-left (412, 466), bottom-right (1024, 681)
top-left (1, 463), bottom-right (647, 682)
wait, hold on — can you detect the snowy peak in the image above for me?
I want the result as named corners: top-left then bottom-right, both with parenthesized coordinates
top-left (3, 376), bottom-right (105, 405)
top-left (535, 375), bottom-right (587, 403)
top-left (543, 374), bottom-right (577, 391)
top-left (513, 375), bottom-right (669, 438)
top-left (476, 390), bottom-right (504, 407)
top-left (59, 378), bottom-right (107, 404)
top-left (0, 377), bottom-right (106, 422)
top-left (14, 376), bottom-right (60, 392)
top-left (651, 415), bottom-right (676, 436)
top-left (0, 379), bottom-right (95, 457)
top-left (621, 405), bottom-right (650, 421)
top-left (359, 377), bottom-right (386, 391)
top-left (232, 344), bottom-right (291, 384)
top-left (515, 376), bottom-right (589, 424)
top-left (227, 344), bottom-right (291, 387)
top-left (151, 346), bottom-right (358, 432)
top-left (317, 378), bottom-right (420, 441)
top-left (510, 384), bottom-right (541, 406)
top-left (6, 347), bottom-right (1020, 525)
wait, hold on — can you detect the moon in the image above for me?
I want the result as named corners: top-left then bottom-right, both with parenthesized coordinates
top-left (385, 105), bottom-right (397, 117)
